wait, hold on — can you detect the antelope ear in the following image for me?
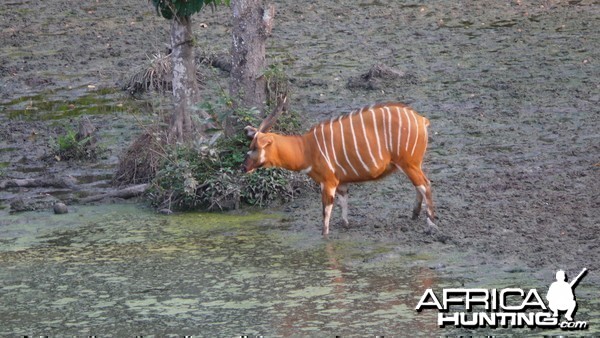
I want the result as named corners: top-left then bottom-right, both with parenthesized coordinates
top-left (244, 126), bottom-right (258, 140)
top-left (257, 135), bottom-right (273, 148)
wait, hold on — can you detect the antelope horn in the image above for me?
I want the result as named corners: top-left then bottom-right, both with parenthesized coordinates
top-left (258, 95), bottom-right (287, 133)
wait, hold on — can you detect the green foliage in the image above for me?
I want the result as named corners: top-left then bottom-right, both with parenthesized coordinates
top-left (141, 61), bottom-right (308, 212)
top-left (0, 163), bottom-right (6, 178)
top-left (199, 91), bottom-right (251, 129)
top-left (51, 128), bottom-right (97, 161)
top-left (147, 136), bottom-right (308, 211)
top-left (264, 63), bottom-right (290, 108)
top-left (271, 106), bottom-right (303, 135)
top-left (200, 83), bottom-right (303, 136)
top-left (151, 0), bottom-right (230, 20)
top-left (241, 168), bottom-right (297, 206)
top-left (56, 129), bottom-right (78, 152)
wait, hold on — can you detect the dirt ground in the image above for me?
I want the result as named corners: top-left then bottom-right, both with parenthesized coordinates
top-left (1, 0), bottom-right (599, 285)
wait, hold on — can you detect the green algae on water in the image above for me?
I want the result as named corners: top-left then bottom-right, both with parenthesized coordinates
top-left (3, 87), bottom-right (127, 120)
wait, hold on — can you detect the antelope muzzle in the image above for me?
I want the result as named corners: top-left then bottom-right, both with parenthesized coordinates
top-left (241, 154), bottom-right (259, 174)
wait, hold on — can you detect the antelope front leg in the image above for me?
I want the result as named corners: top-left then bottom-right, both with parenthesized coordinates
top-left (321, 183), bottom-right (337, 236)
top-left (336, 184), bottom-right (349, 227)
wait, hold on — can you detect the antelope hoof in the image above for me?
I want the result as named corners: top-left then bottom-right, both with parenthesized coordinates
top-left (425, 217), bottom-right (439, 235)
top-left (411, 210), bottom-right (420, 220)
top-left (342, 219), bottom-right (349, 228)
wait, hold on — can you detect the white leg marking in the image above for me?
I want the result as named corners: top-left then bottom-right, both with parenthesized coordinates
top-left (417, 184), bottom-right (435, 227)
top-left (322, 184), bottom-right (336, 235)
top-left (323, 203), bottom-right (334, 235)
top-left (349, 110), bottom-right (370, 172)
top-left (329, 118), bottom-right (347, 176)
top-left (396, 107), bottom-right (402, 156)
top-left (359, 109), bottom-right (378, 168)
top-left (403, 108), bottom-right (411, 152)
top-left (416, 185), bottom-right (427, 210)
top-left (370, 109), bottom-right (384, 160)
top-left (338, 116), bottom-right (359, 176)
top-left (313, 127), bottom-right (335, 173)
top-left (410, 111), bottom-right (419, 157)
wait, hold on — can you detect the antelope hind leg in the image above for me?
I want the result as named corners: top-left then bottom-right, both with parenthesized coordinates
top-left (398, 163), bottom-right (437, 231)
top-left (411, 186), bottom-right (424, 220)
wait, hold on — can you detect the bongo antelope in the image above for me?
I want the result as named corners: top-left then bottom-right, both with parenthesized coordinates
top-left (243, 98), bottom-right (435, 236)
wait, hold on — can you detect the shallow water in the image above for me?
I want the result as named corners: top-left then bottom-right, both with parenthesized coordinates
top-left (1, 204), bottom-right (597, 336)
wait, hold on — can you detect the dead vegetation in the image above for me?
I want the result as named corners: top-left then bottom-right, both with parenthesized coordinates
top-left (123, 52), bottom-right (207, 97)
top-left (113, 127), bottom-right (166, 186)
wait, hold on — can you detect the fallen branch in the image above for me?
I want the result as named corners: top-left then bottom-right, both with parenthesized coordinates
top-left (0, 176), bottom-right (77, 190)
top-left (79, 183), bottom-right (148, 203)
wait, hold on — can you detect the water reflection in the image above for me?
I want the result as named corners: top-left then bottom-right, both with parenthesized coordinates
top-left (270, 240), bottom-right (442, 336)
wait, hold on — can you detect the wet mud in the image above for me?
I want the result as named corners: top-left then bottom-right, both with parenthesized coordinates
top-left (0, 0), bottom-right (599, 335)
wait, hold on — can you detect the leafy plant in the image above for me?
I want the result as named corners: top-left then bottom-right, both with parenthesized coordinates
top-left (146, 132), bottom-right (309, 211)
top-left (151, 0), bottom-right (230, 20)
top-left (241, 168), bottom-right (296, 206)
top-left (51, 128), bottom-right (97, 161)
top-left (56, 129), bottom-right (79, 152)
top-left (264, 63), bottom-right (289, 108)
top-left (125, 55), bottom-right (309, 211)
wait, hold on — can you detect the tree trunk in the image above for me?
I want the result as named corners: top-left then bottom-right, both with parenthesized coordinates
top-left (169, 15), bottom-right (210, 143)
top-left (228, 0), bottom-right (274, 135)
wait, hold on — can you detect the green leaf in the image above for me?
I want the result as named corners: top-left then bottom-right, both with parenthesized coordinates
top-left (151, 0), bottom-right (230, 20)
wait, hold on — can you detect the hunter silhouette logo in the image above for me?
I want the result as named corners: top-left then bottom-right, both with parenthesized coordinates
top-left (415, 268), bottom-right (589, 330)
top-left (546, 268), bottom-right (587, 322)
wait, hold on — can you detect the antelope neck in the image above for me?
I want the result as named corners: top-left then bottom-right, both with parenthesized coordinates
top-left (271, 134), bottom-right (309, 172)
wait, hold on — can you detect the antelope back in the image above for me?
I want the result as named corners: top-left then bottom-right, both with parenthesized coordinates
top-left (307, 102), bottom-right (430, 181)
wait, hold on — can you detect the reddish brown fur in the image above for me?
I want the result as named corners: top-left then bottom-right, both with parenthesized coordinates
top-left (243, 102), bottom-right (435, 236)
